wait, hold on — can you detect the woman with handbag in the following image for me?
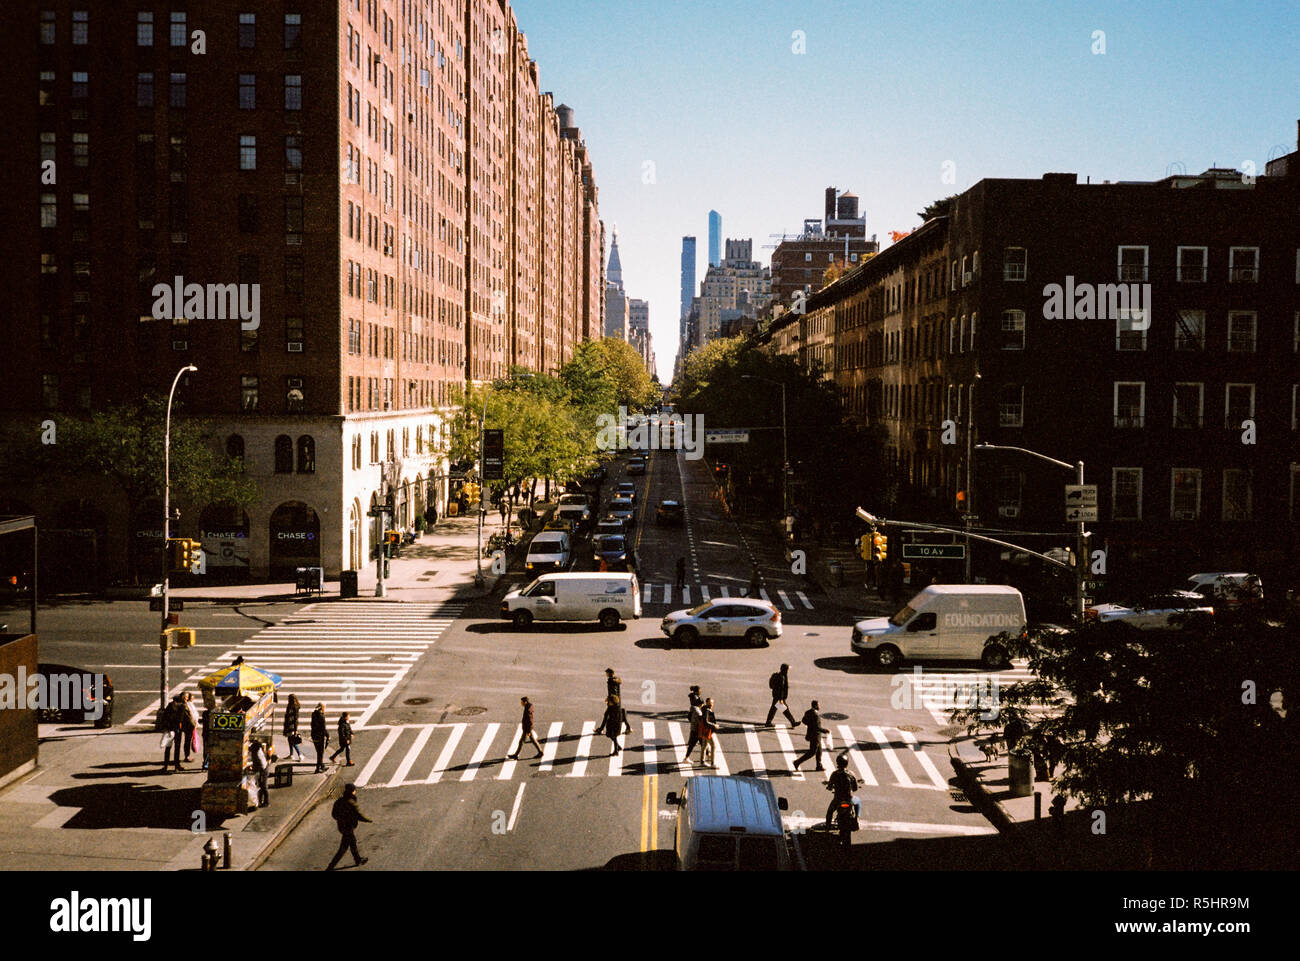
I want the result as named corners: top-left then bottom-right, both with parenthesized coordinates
top-left (283, 693), bottom-right (304, 761)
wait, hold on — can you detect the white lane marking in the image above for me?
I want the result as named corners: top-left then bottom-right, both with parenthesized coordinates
top-left (797, 591), bottom-right (813, 609)
top-left (498, 725), bottom-right (522, 780)
top-left (355, 725), bottom-right (403, 787)
top-left (460, 723), bottom-right (499, 781)
top-left (743, 723), bottom-right (766, 777)
top-left (711, 737), bottom-right (729, 776)
top-left (759, 588), bottom-right (770, 602)
top-left (700, 585), bottom-right (710, 601)
top-left (777, 590), bottom-right (792, 609)
top-left (539, 720), bottom-right (562, 771)
top-left (662, 583), bottom-right (671, 604)
top-left (666, 721), bottom-right (692, 771)
top-left (775, 726), bottom-right (806, 781)
top-left (719, 586), bottom-right (730, 597)
top-left (682, 585), bottom-right (690, 605)
top-left (868, 725), bottom-right (915, 788)
top-left (606, 729), bottom-right (623, 775)
top-left (897, 728), bottom-right (949, 789)
top-left (506, 783), bottom-right (525, 832)
top-left (642, 582), bottom-right (651, 604)
top-left (34, 807), bottom-right (79, 829)
top-left (568, 720), bottom-right (596, 778)
top-left (356, 663), bottom-right (417, 728)
top-left (388, 724), bottom-right (434, 787)
top-left (783, 815), bottom-right (996, 836)
top-left (836, 725), bottom-right (878, 786)
top-left (642, 721), bottom-right (657, 775)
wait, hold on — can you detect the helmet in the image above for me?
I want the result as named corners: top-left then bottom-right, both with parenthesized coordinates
top-left (835, 753), bottom-right (849, 769)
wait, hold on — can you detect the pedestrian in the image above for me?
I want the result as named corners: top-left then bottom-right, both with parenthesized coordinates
top-left (683, 686), bottom-right (703, 760)
top-left (326, 784), bottom-right (371, 870)
top-left (765, 663), bottom-right (798, 727)
top-left (311, 702), bottom-right (329, 773)
top-left (697, 697), bottom-right (718, 767)
top-left (249, 736), bottom-right (270, 807)
top-left (231, 655), bottom-right (245, 666)
top-left (507, 696), bottom-right (544, 760)
top-left (283, 693), bottom-right (304, 761)
top-left (331, 711), bottom-right (355, 766)
top-left (675, 557), bottom-right (686, 590)
top-left (159, 695), bottom-right (185, 772)
top-left (792, 700), bottom-right (828, 771)
top-left (605, 668), bottom-right (622, 701)
top-left (595, 695), bottom-right (631, 756)
top-left (599, 557), bottom-right (608, 572)
top-left (181, 692), bottom-right (200, 762)
top-left (747, 565), bottom-right (761, 598)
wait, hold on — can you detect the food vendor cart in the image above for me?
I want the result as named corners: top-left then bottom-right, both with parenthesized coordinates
top-left (197, 664), bottom-right (282, 816)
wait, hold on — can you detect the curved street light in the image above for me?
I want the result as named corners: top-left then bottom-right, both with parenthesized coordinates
top-left (160, 364), bottom-right (197, 710)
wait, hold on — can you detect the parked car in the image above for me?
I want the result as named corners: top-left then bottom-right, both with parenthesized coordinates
top-left (656, 500), bottom-right (684, 525)
top-left (661, 597), bottom-right (781, 648)
top-left (543, 518), bottom-right (578, 536)
top-left (593, 534), bottom-right (632, 571)
top-left (627, 458), bottom-right (646, 476)
top-left (1085, 591), bottom-right (1215, 631)
top-left (34, 663), bottom-right (114, 728)
top-left (1185, 572), bottom-right (1263, 609)
top-left (555, 502), bottom-right (593, 531)
top-left (607, 497), bottom-right (637, 527)
top-left (525, 532), bottom-right (572, 572)
top-left (614, 481), bottom-right (637, 504)
top-left (559, 492), bottom-right (594, 509)
top-left (501, 572), bottom-right (641, 630)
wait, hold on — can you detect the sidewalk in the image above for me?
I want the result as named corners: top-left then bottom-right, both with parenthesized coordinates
top-left (0, 513), bottom-right (516, 872)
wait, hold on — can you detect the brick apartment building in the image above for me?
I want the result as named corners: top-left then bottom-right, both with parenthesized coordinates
top-left (0, 1), bottom-right (603, 583)
top-left (765, 130), bottom-right (1300, 592)
top-left (768, 187), bottom-right (879, 317)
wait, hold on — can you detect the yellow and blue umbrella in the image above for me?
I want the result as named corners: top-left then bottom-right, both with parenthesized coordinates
top-left (196, 663), bottom-right (282, 697)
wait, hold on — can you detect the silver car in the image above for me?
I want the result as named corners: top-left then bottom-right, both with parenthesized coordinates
top-left (661, 598), bottom-right (782, 647)
top-left (1085, 591), bottom-right (1214, 630)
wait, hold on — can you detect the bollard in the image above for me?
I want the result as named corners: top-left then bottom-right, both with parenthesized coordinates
top-left (1034, 790), bottom-right (1042, 820)
top-left (203, 837), bottom-right (219, 872)
top-left (222, 831), bottom-right (232, 869)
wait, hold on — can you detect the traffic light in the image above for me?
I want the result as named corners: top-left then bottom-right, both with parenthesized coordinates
top-left (384, 530), bottom-right (399, 558)
top-left (871, 532), bottom-right (887, 563)
top-left (167, 538), bottom-right (200, 572)
top-left (463, 482), bottom-right (480, 504)
top-left (956, 489), bottom-right (967, 512)
top-left (858, 534), bottom-right (871, 560)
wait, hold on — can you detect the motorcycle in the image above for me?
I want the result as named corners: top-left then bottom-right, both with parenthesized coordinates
top-left (821, 780), bottom-right (861, 849)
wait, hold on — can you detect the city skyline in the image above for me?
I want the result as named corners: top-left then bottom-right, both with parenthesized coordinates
top-left (511, 0), bottom-right (1299, 381)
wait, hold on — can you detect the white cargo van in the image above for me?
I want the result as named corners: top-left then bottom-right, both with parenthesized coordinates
top-left (665, 776), bottom-right (791, 871)
top-left (524, 531), bottom-right (571, 572)
top-left (851, 584), bottom-right (1026, 669)
top-left (501, 572), bottom-right (641, 630)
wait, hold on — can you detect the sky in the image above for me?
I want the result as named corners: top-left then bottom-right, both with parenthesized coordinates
top-left (511, 0), bottom-right (1300, 382)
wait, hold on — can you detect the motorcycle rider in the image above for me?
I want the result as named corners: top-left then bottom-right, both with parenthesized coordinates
top-left (824, 753), bottom-right (862, 829)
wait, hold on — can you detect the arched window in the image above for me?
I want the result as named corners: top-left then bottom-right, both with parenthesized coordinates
top-left (274, 434), bottom-right (293, 473)
top-left (226, 434), bottom-right (245, 464)
top-left (297, 435), bottom-right (315, 474)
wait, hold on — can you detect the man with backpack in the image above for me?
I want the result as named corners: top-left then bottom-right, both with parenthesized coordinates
top-left (326, 784), bottom-right (371, 870)
top-left (765, 663), bottom-right (798, 727)
top-left (159, 695), bottom-right (186, 773)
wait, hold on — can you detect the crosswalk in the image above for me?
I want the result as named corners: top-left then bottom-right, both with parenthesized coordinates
top-left (352, 720), bottom-right (950, 790)
top-left (896, 662), bottom-right (1061, 725)
top-left (125, 601), bottom-right (465, 729)
top-left (639, 582), bottom-right (815, 610)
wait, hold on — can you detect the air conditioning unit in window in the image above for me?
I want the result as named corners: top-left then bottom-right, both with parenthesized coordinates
top-left (287, 341), bottom-right (303, 352)
top-left (1174, 510), bottom-right (1197, 521)
top-left (998, 505), bottom-right (1020, 519)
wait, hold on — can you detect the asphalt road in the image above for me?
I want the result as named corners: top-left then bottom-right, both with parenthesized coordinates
top-left (259, 448), bottom-right (1012, 870)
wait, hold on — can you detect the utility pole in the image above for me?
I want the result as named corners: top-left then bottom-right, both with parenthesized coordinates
top-left (965, 373), bottom-right (980, 582)
top-left (1074, 459), bottom-right (1087, 619)
top-left (474, 397), bottom-right (486, 588)
top-left (375, 462), bottom-right (387, 598)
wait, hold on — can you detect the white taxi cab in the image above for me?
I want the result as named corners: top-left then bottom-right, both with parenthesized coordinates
top-left (662, 597), bottom-right (781, 647)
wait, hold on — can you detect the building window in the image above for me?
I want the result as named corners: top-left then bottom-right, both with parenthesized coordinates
top-left (72, 132), bottom-right (88, 167)
top-left (239, 135), bottom-right (256, 170)
top-left (240, 324), bottom-right (258, 352)
top-left (998, 384), bottom-right (1023, 428)
top-left (40, 193), bottom-right (56, 228)
top-left (1003, 247), bottom-right (1026, 282)
top-left (284, 13), bottom-right (302, 49)
top-left (1116, 309), bottom-right (1147, 350)
top-left (169, 73), bottom-right (186, 108)
top-left (1174, 309), bottom-right (1205, 351)
top-left (1222, 469), bottom-right (1252, 521)
top-left (1172, 383), bottom-right (1203, 429)
top-left (287, 379), bottom-right (305, 414)
top-left (284, 75), bottom-right (302, 110)
top-left (41, 374), bottom-right (59, 409)
top-left (273, 435), bottom-right (293, 473)
top-left (239, 74), bottom-right (256, 109)
top-left (170, 12), bottom-right (187, 46)
top-left (1000, 309), bottom-right (1025, 350)
top-left (240, 375), bottom-right (259, 411)
top-left (285, 196), bottom-right (304, 244)
top-left (1176, 246), bottom-right (1206, 282)
top-left (238, 12), bottom-right (255, 48)
top-left (1229, 246), bottom-right (1258, 283)
top-left (1224, 383), bottom-right (1254, 429)
top-left (296, 435), bottom-right (315, 472)
top-left (285, 134), bottom-right (303, 173)
top-left (72, 10), bottom-right (88, 44)
top-left (286, 315), bottom-right (304, 349)
top-left (169, 133), bottom-right (186, 171)
top-left (39, 71), bottom-right (55, 107)
top-left (1112, 468), bottom-right (1142, 520)
top-left (238, 194), bottom-right (259, 233)
top-left (72, 72), bottom-right (89, 100)
top-left (1227, 311), bottom-right (1256, 353)
top-left (1114, 382), bottom-right (1145, 428)
top-left (226, 434), bottom-right (245, 464)
top-left (1117, 245), bottom-right (1148, 282)
top-left (1171, 469), bottom-right (1201, 520)
top-left (41, 253), bottom-right (57, 274)
top-left (137, 11), bottom-right (153, 45)
top-left (40, 10), bottom-right (55, 44)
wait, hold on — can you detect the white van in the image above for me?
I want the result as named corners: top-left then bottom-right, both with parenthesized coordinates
top-left (851, 584), bottom-right (1026, 669)
top-left (1185, 572), bottom-right (1263, 608)
top-left (665, 776), bottom-right (791, 871)
top-left (524, 532), bottom-right (571, 572)
top-left (501, 572), bottom-right (641, 629)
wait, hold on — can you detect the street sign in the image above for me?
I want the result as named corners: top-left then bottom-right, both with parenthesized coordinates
top-left (366, 506), bottom-right (387, 518)
top-left (150, 598), bottom-right (183, 611)
top-left (705, 430), bottom-right (749, 444)
top-left (482, 429), bottom-right (504, 480)
top-left (1064, 485), bottom-right (1098, 508)
top-left (1065, 506), bottom-right (1098, 522)
top-left (902, 544), bottom-right (966, 560)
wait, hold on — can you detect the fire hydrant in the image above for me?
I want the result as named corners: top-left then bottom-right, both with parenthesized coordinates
top-left (203, 837), bottom-right (219, 872)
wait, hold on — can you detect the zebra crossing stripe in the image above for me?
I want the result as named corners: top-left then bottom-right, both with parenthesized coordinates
top-left (391, 724), bottom-right (435, 787)
top-left (868, 725), bottom-right (915, 788)
top-left (642, 582), bottom-right (651, 604)
top-left (355, 725), bottom-right (403, 788)
top-left (608, 733), bottom-right (623, 775)
top-left (539, 721), bottom-right (562, 771)
top-left (461, 723), bottom-right (499, 782)
top-left (662, 583), bottom-right (671, 604)
top-left (775, 726), bottom-right (804, 780)
top-left (777, 590), bottom-right (791, 609)
top-left (719, 586), bottom-right (730, 597)
top-left (498, 726), bottom-right (522, 780)
top-left (759, 588), bottom-right (770, 602)
top-left (642, 721), bottom-right (657, 776)
top-left (425, 723), bottom-right (466, 783)
top-left (682, 585), bottom-right (690, 605)
top-left (797, 591), bottom-right (812, 609)
top-left (568, 721), bottom-right (596, 778)
top-left (666, 721), bottom-right (692, 771)
top-left (897, 728), bottom-right (948, 789)
top-left (700, 585), bottom-right (710, 601)
top-left (836, 725), bottom-right (878, 786)
top-left (743, 724), bottom-right (765, 776)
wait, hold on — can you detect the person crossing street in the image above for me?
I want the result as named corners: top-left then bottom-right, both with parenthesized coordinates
top-left (792, 700), bottom-right (828, 771)
top-left (697, 697), bottom-right (718, 767)
top-left (683, 686), bottom-right (704, 761)
top-left (311, 703), bottom-right (329, 773)
top-left (605, 669), bottom-right (622, 701)
top-left (595, 695), bottom-right (631, 756)
top-left (330, 711), bottom-right (354, 766)
top-left (507, 696), bottom-right (544, 760)
top-left (326, 784), bottom-right (371, 870)
top-left (675, 557), bottom-right (686, 590)
top-left (765, 664), bottom-right (798, 727)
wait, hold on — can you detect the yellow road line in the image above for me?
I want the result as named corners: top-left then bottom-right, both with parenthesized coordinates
top-left (640, 772), bottom-right (659, 857)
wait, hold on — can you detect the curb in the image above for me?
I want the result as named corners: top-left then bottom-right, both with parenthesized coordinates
top-left (244, 766), bottom-right (344, 871)
top-left (948, 747), bottom-right (1016, 835)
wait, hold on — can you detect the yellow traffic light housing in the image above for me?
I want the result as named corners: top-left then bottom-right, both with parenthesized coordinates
top-left (872, 532), bottom-right (887, 562)
top-left (858, 534), bottom-right (871, 560)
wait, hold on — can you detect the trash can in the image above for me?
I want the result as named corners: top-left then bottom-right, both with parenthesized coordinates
top-left (827, 559), bottom-right (844, 587)
top-left (340, 570), bottom-right (358, 598)
top-left (1008, 751), bottom-right (1033, 797)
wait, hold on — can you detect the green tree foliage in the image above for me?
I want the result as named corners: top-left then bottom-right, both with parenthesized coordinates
top-left (916, 194), bottom-right (958, 222)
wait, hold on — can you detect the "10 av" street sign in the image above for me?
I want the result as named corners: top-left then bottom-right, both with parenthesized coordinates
top-left (902, 544), bottom-right (966, 560)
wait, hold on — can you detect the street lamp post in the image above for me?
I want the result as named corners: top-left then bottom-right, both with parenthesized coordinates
top-left (742, 375), bottom-right (789, 521)
top-left (473, 394), bottom-right (487, 588)
top-left (976, 443), bottom-right (1088, 619)
top-left (161, 364), bottom-right (197, 712)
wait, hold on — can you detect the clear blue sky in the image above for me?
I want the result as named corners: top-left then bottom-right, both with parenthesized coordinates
top-left (512, 0), bottom-right (1299, 382)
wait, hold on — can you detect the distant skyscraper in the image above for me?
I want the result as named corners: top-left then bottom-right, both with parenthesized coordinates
top-left (680, 236), bottom-right (696, 328)
top-left (708, 211), bottom-right (721, 267)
